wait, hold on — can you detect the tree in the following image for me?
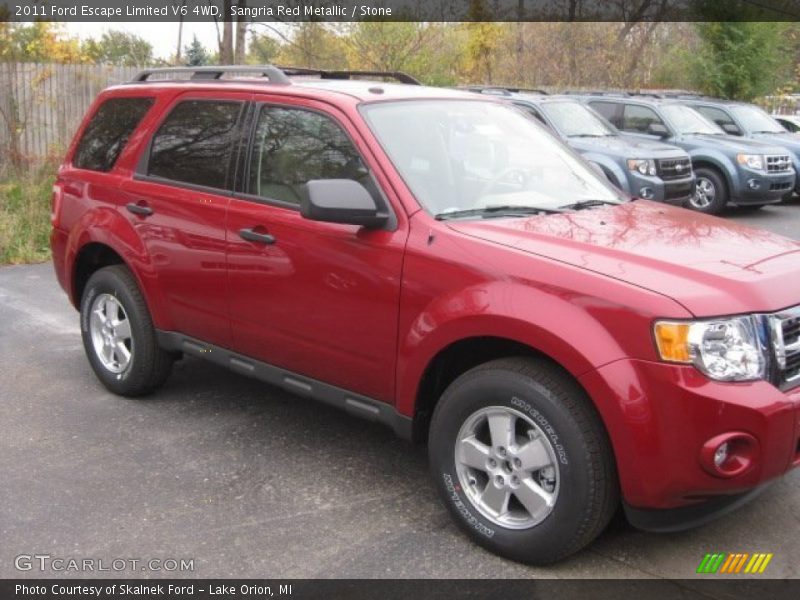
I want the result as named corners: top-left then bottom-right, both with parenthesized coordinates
top-left (83, 31), bottom-right (153, 66)
top-left (0, 23), bottom-right (86, 63)
top-left (184, 35), bottom-right (210, 67)
top-left (247, 32), bottom-right (281, 65)
top-left (690, 22), bottom-right (791, 100)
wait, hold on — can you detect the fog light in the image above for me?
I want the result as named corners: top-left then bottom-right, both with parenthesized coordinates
top-left (747, 179), bottom-right (760, 190)
top-left (700, 432), bottom-right (758, 478)
top-left (639, 187), bottom-right (654, 199)
top-left (713, 442), bottom-right (729, 468)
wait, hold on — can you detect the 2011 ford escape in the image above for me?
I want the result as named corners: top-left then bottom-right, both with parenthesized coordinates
top-left (51, 66), bottom-right (800, 565)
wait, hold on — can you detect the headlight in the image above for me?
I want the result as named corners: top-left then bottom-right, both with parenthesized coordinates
top-left (736, 154), bottom-right (764, 170)
top-left (626, 158), bottom-right (657, 176)
top-left (654, 317), bottom-right (765, 381)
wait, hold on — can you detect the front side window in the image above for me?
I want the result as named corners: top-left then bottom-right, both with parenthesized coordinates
top-left (247, 106), bottom-right (369, 206)
top-left (540, 101), bottom-right (616, 138)
top-left (694, 106), bottom-right (741, 135)
top-left (588, 101), bottom-right (622, 128)
top-left (362, 100), bottom-right (623, 217)
top-left (147, 100), bottom-right (242, 190)
top-left (621, 104), bottom-right (664, 134)
top-left (73, 97), bottom-right (154, 172)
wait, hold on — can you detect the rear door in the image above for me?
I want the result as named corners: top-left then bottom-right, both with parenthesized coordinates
top-left (120, 91), bottom-right (250, 347)
top-left (224, 97), bottom-right (407, 403)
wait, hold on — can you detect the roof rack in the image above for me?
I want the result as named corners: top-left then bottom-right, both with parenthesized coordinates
top-left (278, 66), bottom-right (421, 85)
top-left (131, 65), bottom-right (291, 84)
top-left (130, 65), bottom-right (421, 86)
top-left (460, 85), bottom-right (549, 96)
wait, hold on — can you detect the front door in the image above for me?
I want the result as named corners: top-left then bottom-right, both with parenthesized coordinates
top-left (225, 100), bottom-right (407, 403)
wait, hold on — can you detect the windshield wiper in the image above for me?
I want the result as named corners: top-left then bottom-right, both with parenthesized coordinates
top-left (435, 205), bottom-right (562, 221)
top-left (558, 199), bottom-right (618, 211)
top-left (568, 133), bottom-right (609, 138)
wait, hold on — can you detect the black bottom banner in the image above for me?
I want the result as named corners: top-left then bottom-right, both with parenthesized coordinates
top-left (2, 579), bottom-right (799, 600)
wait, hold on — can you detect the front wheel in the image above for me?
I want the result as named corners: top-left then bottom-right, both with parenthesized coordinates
top-left (428, 358), bottom-right (618, 564)
top-left (80, 265), bottom-right (173, 396)
top-left (687, 167), bottom-right (728, 214)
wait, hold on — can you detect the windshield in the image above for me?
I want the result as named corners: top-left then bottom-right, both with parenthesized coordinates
top-left (660, 104), bottom-right (724, 135)
top-left (729, 105), bottom-right (784, 133)
top-left (540, 101), bottom-right (616, 137)
top-left (361, 100), bottom-right (624, 217)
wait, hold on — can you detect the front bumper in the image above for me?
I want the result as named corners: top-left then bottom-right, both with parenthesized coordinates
top-left (579, 359), bottom-right (799, 511)
top-left (732, 168), bottom-right (796, 205)
top-left (626, 171), bottom-right (694, 205)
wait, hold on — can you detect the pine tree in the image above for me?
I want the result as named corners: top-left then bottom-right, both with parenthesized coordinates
top-left (184, 35), bottom-right (209, 67)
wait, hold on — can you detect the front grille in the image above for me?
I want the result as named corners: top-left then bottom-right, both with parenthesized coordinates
top-left (770, 181), bottom-right (793, 192)
top-left (770, 307), bottom-right (800, 388)
top-left (657, 157), bottom-right (692, 180)
top-left (766, 155), bottom-right (793, 173)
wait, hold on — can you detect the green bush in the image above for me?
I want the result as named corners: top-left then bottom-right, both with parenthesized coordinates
top-left (0, 166), bottom-right (55, 264)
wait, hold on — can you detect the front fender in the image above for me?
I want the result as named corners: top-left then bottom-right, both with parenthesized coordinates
top-left (395, 280), bottom-right (635, 417)
top-left (580, 152), bottom-right (631, 193)
top-left (687, 150), bottom-right (737, 191)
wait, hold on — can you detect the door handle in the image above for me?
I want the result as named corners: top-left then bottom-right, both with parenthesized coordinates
top-left (239, 228), bottom-right (275, 245)
top-left (126, 202), bottom-right (153, 217)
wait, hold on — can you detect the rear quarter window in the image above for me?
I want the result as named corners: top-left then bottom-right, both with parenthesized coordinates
top-left (73, 97), bottom-right (154, 172)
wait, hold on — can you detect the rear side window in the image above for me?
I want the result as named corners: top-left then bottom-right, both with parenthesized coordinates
top-left (246, 106), bottom-right (369, 206)
top-left (73, 97), bottom-right (154, 172)
top-left (588, 101), bottom-right (622, 128)
top-left (147, 100), bottom-right (242, 190)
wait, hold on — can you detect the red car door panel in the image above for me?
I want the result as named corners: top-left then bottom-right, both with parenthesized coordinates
top-left (225, 99), bottom-right (407, 403)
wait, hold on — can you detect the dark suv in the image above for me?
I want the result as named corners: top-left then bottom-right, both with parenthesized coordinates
top-left (582, 94), bottom-right (796, 214)
top-left (678, 97), bottom-right (800, 198)
top-left (52, 66), bottom-right (800, 565)
top-left (463, 88), bottom-right (695, 205)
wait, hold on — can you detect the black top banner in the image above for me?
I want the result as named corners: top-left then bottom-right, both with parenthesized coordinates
top-left (2, 0), bottom-right (800, 22)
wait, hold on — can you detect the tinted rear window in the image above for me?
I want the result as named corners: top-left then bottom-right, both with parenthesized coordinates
top-left (73, 97), bottom-right (154, 172)
top-left (147, 100), bottom-right (242, 190)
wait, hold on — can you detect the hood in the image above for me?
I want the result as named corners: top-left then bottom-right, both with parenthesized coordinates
top-left (750, 131), bottom-right (800, 154)
top-left (447, 201), bottom-right (800, 316)
top-left (681, 133), bottom-right (791, 155)
top-left (570, 134), bottom-right (686, 159)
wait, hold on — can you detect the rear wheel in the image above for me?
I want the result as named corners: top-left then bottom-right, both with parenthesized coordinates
top-left (687, 167), bottom-right (728, 214)
top-left (80, 265), bottom-right (173, 396)
top-left (428, 357), bottom-right (618, 564)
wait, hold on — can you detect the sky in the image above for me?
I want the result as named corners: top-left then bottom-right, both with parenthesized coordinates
top-left (64, 22), bottom-right (223, 60)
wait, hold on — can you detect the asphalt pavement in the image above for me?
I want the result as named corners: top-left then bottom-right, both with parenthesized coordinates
top-left (1, 201), bottom-right (799, 580)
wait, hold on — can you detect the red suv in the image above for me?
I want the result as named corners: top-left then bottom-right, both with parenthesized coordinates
top-left (51, 66), bottom-right (800, 564)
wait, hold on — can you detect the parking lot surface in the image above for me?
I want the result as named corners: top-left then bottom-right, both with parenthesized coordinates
top-left (1, 201), bottom-right (799, 580)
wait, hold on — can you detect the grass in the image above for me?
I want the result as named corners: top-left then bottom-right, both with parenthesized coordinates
top-left (0, 165), bottom-right (55, 265)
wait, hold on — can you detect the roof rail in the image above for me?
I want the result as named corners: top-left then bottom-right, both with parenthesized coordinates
top-left (278, 66), bottom-right (421, 85)
top-left (460, 85), bottom-right (549, 96)
top-left (131, 65), bottom-right (291, 84)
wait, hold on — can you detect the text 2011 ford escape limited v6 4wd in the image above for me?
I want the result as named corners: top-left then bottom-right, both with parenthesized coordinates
top-left (51, 67), bottom-right (800, 565)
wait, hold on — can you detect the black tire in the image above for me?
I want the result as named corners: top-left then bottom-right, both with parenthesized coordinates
top-left (428, 357), bottom-right (618, 564)
top-left (80, 265), bottom-right (173, 396)
top-left (687, 167), bottom-right (728, 215)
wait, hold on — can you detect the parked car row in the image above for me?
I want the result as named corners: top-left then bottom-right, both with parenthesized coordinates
top-left (463, 87), bottom-right (799, 215)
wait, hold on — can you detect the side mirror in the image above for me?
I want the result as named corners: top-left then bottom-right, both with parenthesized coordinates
top-left (721, 123), bottom-right (741, 135)
top-left (647, 123), bottom-right (669, 138)
top-left (301, 179), bottom-right (388, 228)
